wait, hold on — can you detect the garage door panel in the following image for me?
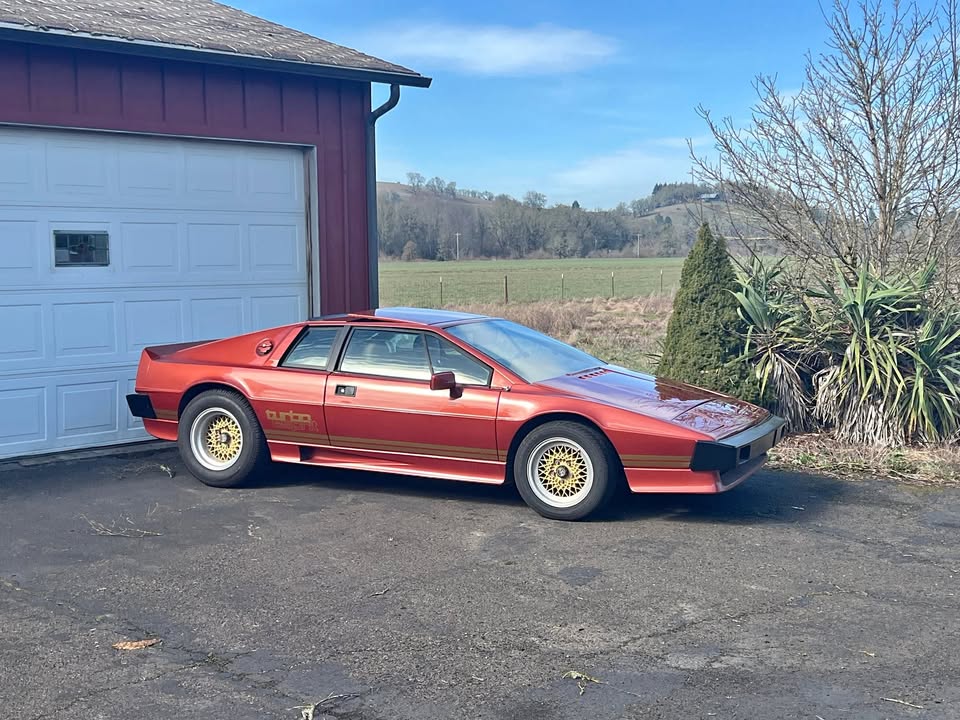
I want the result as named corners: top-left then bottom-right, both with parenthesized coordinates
top-left (58, 380), bottom-right (119, 440)
top-left (53, 302), bottom-right (117, 358)
top-left (251, 294), bottom-right (305, 331)
top-left (0, 221), bottom-right (39, 280)
top-left (46, 142), bottom-right (110, 195)
top-left (117, 148), bottom-right (178, 195)
top-left (124, 298), bottom-right (185, 352)
top-left (248, 152), bottom-right (300, 201)
top-left (0, 386), bottom-right (46, 446)
top-left (186, 223), bottom-right (242, 272)
top-left (186, 152), bottom-right (238, 196)
top-left (190, 297), bottom-right (245, 340)
top-left (7, 132), bottom-right (306, 213)
top-left (0, 128), bottom-right (309, 458)
top-left (0, 303), bottom-right (44, 361)
top-left (120, 222), bottom-right (181, 272)
top-left (0, 139), bottom-right (38, 195)
top-left (250, 224), bottom-right (302, 273)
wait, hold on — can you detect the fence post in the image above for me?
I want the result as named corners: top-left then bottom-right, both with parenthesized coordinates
top-left (659, 268), bottom-right (663, 294)
top-left (439, 276), bottom-right (443, 306)
top-left (503, 274), bottom-right (509, 303)
top-left (560, 273), bottom-right (564, 301)
top-left (611, 271), bottom-right (615, 298)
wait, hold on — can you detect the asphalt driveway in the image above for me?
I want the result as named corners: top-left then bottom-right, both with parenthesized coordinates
top-left (1, 446), bottom-right (959, 719)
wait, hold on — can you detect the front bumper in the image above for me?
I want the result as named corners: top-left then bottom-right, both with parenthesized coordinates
top-left (691, 414), bottom-right (788, 475)
top-left (622, 414), bottom-right (787, 494)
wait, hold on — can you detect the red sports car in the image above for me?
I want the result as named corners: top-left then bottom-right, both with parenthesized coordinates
top-left (126, 307), bottom-right (786, 520)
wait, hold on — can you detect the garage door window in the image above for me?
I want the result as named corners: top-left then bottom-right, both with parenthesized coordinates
top-left (54, 231), bottom-right (110, 267)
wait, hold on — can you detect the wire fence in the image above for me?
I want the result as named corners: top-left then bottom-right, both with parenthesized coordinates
top-left (379, 260), bottom-right (683, 307)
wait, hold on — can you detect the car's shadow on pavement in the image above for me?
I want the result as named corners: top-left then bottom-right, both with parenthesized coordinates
top-left (601, 470), bottom-right (848, 524)
top-left (247, 462), bottom-right (847, 525)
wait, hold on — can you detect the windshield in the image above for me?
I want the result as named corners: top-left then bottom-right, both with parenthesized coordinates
top-left (447, 319), bottom-right (603, 383)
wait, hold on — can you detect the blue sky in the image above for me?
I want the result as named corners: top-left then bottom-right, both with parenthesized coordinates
top-left (235, 1), bottom-right (833, 208)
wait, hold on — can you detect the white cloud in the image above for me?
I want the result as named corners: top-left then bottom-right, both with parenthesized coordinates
top-left (357, 23), bottom-right (618, 75)
top-left (647, 135), bottom-right (714, 150)
top-left (545, 138), bottom-right (715, 207)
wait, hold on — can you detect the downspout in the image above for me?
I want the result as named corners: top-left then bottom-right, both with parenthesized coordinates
top-left (366, 83), bottom-right (401, 309)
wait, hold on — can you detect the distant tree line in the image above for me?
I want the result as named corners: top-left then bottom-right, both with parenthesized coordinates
top-left (378, 175), bottom-right (725, 261)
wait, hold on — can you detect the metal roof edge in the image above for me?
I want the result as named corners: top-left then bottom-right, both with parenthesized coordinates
top-left (0, 23), bottom-right (433, 88)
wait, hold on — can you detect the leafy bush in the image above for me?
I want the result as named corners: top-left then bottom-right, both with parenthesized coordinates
top-left (735, 259), bottom-right (960, 445)
top-left (658, 224), bottom-right (761, 401)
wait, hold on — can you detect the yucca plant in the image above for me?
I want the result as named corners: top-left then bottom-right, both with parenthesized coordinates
top-left (807, 265), bottom-right (922, 444)
top-left (894, 310), bottom-right (960, 443)
top-left (733, 256), bottom-right (817, 430)
top-left (735, 258), bottom-right (960, 446)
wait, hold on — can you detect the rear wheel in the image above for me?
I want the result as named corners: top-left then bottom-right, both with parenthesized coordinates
top-left (513, 421), bottom-right (618, 520)
top-left (178, 390), bottom-right (267, 488)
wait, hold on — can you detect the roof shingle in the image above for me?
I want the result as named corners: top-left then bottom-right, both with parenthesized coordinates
top-left (0, 0), bottom-right (427, 85)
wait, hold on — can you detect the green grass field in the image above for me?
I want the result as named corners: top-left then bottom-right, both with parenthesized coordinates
top-left (379, 257), bottom-right (685, 307)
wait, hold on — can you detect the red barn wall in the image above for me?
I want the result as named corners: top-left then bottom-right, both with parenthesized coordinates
top-left (0, 40), bottom-right (372, 314)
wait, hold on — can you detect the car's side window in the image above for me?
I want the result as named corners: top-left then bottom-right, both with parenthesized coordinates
top-left (339, 328), bottom-right (432, 381)
top-left (425, 334), bottom-right (493, 386)
top-left (281, 327), bottom-right (340, 370)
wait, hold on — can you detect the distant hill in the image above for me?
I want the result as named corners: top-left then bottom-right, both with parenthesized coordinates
top-left (375, 180), bottom-right (771, 261)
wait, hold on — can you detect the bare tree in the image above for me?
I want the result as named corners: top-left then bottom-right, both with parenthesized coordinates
top-left (523, 190), bottom-right (547, 210)
top-left (693, 0), bottom-right (960, 282)
top-left (406, 172), bottom-right (425, 193)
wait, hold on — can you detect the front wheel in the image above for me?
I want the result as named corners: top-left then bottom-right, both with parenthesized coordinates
top-left (178, 389), bottom-right (267, 488)
top-left (513, 421), bottom-right (618, 520)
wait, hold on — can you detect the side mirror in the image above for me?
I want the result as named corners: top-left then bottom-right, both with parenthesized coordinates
top-left (430, 371), bottom-right (457, 392)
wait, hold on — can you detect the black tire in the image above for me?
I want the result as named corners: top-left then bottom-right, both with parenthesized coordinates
top-left (177, 389), bottom-right (268, 488)
top-left (513, 420), bottom-right (619, 520)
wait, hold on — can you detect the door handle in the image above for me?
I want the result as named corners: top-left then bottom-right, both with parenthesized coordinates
top-left (335, 385), bottom-right (356, 397)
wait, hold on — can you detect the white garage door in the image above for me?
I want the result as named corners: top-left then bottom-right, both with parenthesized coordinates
top-left (0, 127), bottom-right (310, 458)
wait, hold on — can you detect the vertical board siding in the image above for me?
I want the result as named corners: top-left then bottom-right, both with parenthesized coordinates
top-left (205, 66), bottom-right (246, 131)
top-left (343, 85), bottom-right (371, 310)
top-left (120, 58), bottom-right (166, 122)
top-left (163, 64), bottom-right (206, 127)
top-left (29, 46), bottom-right (77, 116)
top-left (77, 58), bottom-right (123, 118)
top-left (0, 40), bottom-right (369, 314)
top-left (281, 77), bottom-right (318, 135)
top-left (0, 43), bottom-right (30, 113)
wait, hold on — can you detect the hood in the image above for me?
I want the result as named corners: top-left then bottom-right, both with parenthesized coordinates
top-left (538, 365), bottom-right (768, 439)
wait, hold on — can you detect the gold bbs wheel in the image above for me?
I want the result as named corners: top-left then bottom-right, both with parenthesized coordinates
top-left (190, 407), bottom-right (244, 471)
top-left (526, 437), bottom-right (595, 509)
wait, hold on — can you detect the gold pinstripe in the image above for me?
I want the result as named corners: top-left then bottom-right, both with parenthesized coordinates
top-left (265, 432), bottom-right (499, 460)
top-left (328, 435), bottom-right (497, 456)
top-left (619, 454), bottom-right (691, 461)
top-left (266, 430), bottom-right (327, 442)
top-left (620, 453), bottom-right (690, 469)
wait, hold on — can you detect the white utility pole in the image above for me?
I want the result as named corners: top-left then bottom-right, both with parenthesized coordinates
top-left (455, 232), bottom-right (461, 260)
top-left (635, 233), bottom-right (641, 258)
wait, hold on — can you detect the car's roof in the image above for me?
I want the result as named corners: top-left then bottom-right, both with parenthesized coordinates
top-left (375, 307), bottom-right (489, 325)
top-left (313, 307), bottom-right (490, 327)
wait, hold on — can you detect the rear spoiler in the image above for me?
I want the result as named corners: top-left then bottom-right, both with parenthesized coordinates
top-left (144, 340), bottom-right (215, 360)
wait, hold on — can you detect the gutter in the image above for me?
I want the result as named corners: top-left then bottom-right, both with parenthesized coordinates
top-left (366, 83), bottom-right (401, 309)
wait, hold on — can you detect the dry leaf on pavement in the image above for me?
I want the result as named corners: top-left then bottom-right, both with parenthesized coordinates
top-left (112, 638), bottom-right (161, 651)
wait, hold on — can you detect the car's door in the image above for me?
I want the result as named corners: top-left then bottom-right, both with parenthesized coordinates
top-left (323, 327), bottom-right (502, 475)
top-left (250, 325), bottom-right (342, 446)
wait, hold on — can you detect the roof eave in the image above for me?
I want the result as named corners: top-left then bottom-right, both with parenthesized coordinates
top-left (0, 23), bottom-right (432, 88)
